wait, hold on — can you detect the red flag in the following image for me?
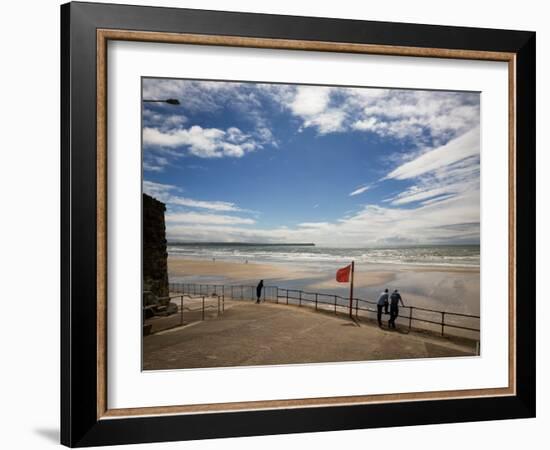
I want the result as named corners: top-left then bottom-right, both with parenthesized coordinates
top-left (336, 264), bottom-right (351, 283)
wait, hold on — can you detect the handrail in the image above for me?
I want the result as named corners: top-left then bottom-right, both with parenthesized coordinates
top-left (144, 290), bottom-right (225, 333)
top-left (168, 282), bottom-right (480, 337)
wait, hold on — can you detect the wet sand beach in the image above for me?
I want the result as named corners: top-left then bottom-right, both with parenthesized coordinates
top-left (168, 256), bottom-right (480, 316)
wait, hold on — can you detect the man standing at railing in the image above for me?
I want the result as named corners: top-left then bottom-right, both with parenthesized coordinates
top-left (256, 280), bottom-right (264, 304)
top-left (376, 289), bottom-right (389, 327)
top-left (388, 289), bottom-right (405, 329)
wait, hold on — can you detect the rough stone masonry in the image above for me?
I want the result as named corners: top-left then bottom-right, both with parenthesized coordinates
top-left (142, 193), bottom-right (169, 300)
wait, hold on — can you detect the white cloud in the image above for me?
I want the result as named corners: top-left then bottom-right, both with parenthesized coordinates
top-left (143, 109), bottom-right (187, 129)
top-left (352, 117), bottom-right (382, 132)
top-left (142, 80), bottom-right (480, 245)
top-left (143, 79), bottom-right (278, 148)
top-left (166, 212), bottom-right (255, 225)
top-left (349, 185), bottom-right (370, 196)
top-left (280, 86), bottom-right (347, 134)
top-left (160, 125), bottom-right (480, 245)
top-left (168, 197), bottom-right (244, 212)
top-left (386, 127), bottom-right (480, 180)
top-left (297, 222), bottom-right (332, 229)
top-left (391, 185), bottom-right (458, 205)
top-left (303, 109), bottom-right (346, 134)
top-left (165, 191), bottom-right (479, 245)
top-left (143, 155), bottom-right (170, 173)
top-left (163, 115), bottom-right (188, 127)
top-left (143, 180), bottom-right (176, 198)
top-left (145, 80), bottom-right (263, 111)
top-left (143, 181), bottom-right (244, 212)
top-left (143, 125), bottom-right (259, 158)
top-left (161, 181), bottom-right (479, 246)
top-left (420, 194), bottom-right (457, 206)
top-left (290, 86), bottom-right (331, 116)
top-left (268, 84), bottom-right (479, 142)
top-left (383, 128), bottom-right (480, 209)
top-left (143, 78), bottom-right (479, 147)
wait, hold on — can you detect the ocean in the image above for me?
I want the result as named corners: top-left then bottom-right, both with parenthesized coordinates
top-left (167, 243), bottom-right (480, 269)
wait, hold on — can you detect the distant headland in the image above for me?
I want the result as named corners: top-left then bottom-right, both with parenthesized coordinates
top-left (168, 242), bottom-right (316, 247)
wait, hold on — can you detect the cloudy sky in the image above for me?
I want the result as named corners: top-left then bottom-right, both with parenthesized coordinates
top-left (142, 78), bottom-right (480, 247)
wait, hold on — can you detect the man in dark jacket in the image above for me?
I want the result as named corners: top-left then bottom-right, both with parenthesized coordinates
top-left (388, 289), bottom-right (405, 329)
top-left (256, 280), bottom-right (264, 304)
top-left (376, 289), bottom-right (389, 327)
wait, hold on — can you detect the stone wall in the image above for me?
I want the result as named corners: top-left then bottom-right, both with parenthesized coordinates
top-left (143, 193), bottom-right (169, 300)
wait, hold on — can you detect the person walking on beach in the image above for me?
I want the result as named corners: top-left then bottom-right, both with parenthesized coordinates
top-left (256, 280), bottom-right (264, 304)
top-left (388, 289), bottom-right (405, 329)
top-left (376, 289), bottom-right (389, 327)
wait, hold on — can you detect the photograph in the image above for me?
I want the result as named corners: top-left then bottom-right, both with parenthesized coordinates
top-left (56, 1), bottom-right (536, 446)
top-left (141, 78), bottom-right (481, 370)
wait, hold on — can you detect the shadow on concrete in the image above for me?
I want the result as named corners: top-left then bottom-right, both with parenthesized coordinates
top-left (34, 428), bottom-right (59, 444)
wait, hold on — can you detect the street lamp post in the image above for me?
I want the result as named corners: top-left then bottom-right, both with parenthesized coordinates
top-left (142, 98), bottom-right (180, 105)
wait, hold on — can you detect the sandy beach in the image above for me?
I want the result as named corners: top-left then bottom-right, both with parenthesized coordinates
top-left (168, 256), bottom-right (321, 282)
top-left (168, 256), bottom-right (480, 316)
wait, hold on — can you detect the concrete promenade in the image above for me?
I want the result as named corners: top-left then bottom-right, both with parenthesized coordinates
top-left (143, 300), bottom-right (476, 370)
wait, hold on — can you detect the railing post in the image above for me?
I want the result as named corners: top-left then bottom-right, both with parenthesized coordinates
top-left (286, 290), bottom-right (289, 305)
top-left (409, 306), bottom-right (413, 331)
top-left (355, 298), bottom-right (358, 317)
top-left (334, 296), bottom-right (337, 313)
top-left (299, 291), bottom-right (302, 306)
top-left (194, 284), bottom-right (196, 295)
top-left (218, 295), bottom-right (220, 316)
top-left (202, 296), bottom-right (205, 321)
top-left (276, 287), bottom-right (279, 304)
top-left (441, 312), bottom-right (445, 336)
top-left (315, 293), bottom-right (318, 310)
top-left (180, 295), bottom-right (183, 326)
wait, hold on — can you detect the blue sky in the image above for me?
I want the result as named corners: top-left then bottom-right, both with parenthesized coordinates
top-left (142, 78), bottom-right (480, 246)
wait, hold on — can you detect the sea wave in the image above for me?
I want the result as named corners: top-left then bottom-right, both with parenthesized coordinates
top-left (167, 244), bottom-right (480, 269)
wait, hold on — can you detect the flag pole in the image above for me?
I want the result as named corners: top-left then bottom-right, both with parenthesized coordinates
top-left (349, 261), bottom-right (354, 318)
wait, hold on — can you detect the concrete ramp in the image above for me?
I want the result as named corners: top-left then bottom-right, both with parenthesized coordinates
top-left (143, 301), bottom-right (476, 370)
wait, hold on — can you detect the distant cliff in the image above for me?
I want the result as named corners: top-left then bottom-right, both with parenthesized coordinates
top-left (167, 242), bottom-right (316, 247)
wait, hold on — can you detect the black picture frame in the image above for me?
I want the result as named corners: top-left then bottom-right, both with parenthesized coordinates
top-left (61, 1), bottom-right (535, 447)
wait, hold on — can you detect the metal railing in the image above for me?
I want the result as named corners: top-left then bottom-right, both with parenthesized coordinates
top-left (169, 282), bottom-right (480, 338)
top-left (144, 292), bottom-right (225, 335)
